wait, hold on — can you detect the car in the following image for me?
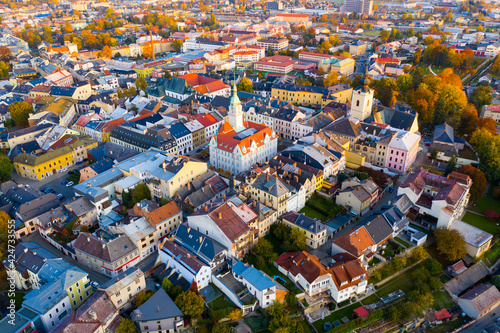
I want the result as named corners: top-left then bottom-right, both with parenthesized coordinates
top-left (62, 180), bottom-right (69, 185)
top-left (56, 193), bottom-right (64, 200)
top-left (66, 181), bottom-right (74, 187)
top-left (92, 281), bottom-right (99, 288)
top-left (69, 170), bottom-right (77, 174)
top-left (25, 184), bottom-right (30, 188)
top-left (61, 168), bottom-right (68, 172)
top-left (47, 188), bottom-right (56, 194)
top-left (425, 142), bottom-right (431, 146)
top-left (40, 187), bottom-right (49, 193)
top-left (388, 186), bottom-right (394, 193)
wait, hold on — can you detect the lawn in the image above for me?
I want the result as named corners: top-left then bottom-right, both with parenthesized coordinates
top-left (299, 206), bottom-right (327, 221)
top-left (312, 302), bottom-right (361, 333)
top-left (469, 197), bottom-right (500, 215)
top-left (482, 240), bottom-right (500, 267)
top-left (362, 30), bottom-right (380, 36)
top-left (409, 224), bottom-right (429, 234)
top-left (208, 295), bottom-right (235, 310)
top-left (375, 262), bottom-right (426, 296)
top-left (394, 237), bottom-right (412, 248)
top-left (432, 291), bottom-right (455, 310)
top-left (360, 293), bottom-right (380, 305)
top-left (462, 212), bottom-right (500, 235)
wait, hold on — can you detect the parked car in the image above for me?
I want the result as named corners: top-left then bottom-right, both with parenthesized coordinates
top-left (69, 170), bottom-right (77, 174)
top-left (47, 188), bottom-right (56, 193)
top-left (388, 186), bottom-right (394, 193)
top-left (41, 187), bottom-right (50, 193)
top-left (56, 193), bottom-right (64, 200)
top-left (66, 181), bottom-right (74, 187)
top-left (60, 168), bottom-right (68, 172)
top-left (61, 180), bottom-right (69, 185)
top-left (92, 281), bottom-right (99, 288)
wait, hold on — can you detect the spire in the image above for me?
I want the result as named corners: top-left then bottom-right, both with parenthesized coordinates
top-left (230, 83), bottom-right (240, 106)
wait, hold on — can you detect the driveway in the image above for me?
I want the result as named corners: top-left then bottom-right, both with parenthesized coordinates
top-left (22, 231), bottom-right (110, 285)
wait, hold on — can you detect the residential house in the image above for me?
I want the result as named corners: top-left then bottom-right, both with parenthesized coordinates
top-left (335, 178), bottom-right (381, 215)
top-left (133, 200), bottom-right (183, 243)
top-left (331, 226), bottom-right (376, 266)
top-left (132, 289), bottom-right (184, 333)
top-left (107, 216), bottom-right (158, 260)
top-left (281, 211), bottom-right (330, 249)
top-left (458, 284), bottom-right (500, 319)
top-left (98, 267), bottom-right (146, 311)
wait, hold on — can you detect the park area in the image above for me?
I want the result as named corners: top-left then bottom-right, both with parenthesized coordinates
top-left (299, 193), bottom-right (342, 222)
top-left (461, 194), bottom-right (500, 235)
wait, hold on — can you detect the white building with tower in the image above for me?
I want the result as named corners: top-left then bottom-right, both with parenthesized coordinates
top-left (209, 85), bottom-right (279, 174)
top-left (350, 71), bottom-right (374, 121)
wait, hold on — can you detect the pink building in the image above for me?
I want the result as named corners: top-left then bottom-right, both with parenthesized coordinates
top-left (385, 131), bottom-right (420, 174)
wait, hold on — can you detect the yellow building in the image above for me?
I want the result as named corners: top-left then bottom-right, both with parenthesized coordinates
top-left (345, 150), bottom-right (366, 169)
top-left (63, 268), bottom-right (93, 309)
top-left (14, 137), bottom-right (97, 180)
top-left (271, 83), bottom-right (352, 107)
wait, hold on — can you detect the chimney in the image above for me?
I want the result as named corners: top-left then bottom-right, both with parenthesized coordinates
top-left (253, 201), bottom-right (257, 207)
top-left (205, 205), bottom-right (208, 212)
top-left (187, 182), bottom-right (191, 190)
top-left (223, 194), bottom-right (226, 200)
top-left (187, 227), bottom-right (191, 233)
top-left (286, 180), bottom-right (290, 184)
top-left (218, 212), bottom-right (222, 219)
top-left (199, 236), bottom-right (203, 243)
top-left (314, 134), bottom-right (317, 143)
top-left (298, 169), bottom-right (301, 175)
top-left (294, 176), bottom-right (299, 182)
top-left (150, 30), bottom-right (155, 61)
top-left (266, 172), bottom-right (269, 182)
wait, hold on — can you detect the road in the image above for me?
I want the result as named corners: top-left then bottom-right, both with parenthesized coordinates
top-left (23, 231), bottom-right (110, 285)
top-left (461, 312), bottom-right (500, 333)
top-left (11, 161), bottom-right (86, 203)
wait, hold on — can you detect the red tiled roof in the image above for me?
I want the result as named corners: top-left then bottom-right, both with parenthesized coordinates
top-left (332, 226), bottom-right (375, 257)
top-left (207, 203), bottom-right (251, 242)
top-left (214, 121), bottom-right (277, 155)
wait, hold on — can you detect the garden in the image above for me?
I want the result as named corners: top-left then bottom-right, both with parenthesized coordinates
top-left (299, 193), bottom-right (342, 222)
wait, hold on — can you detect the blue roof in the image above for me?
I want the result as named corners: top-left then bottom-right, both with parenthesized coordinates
top-left (50, 86), bottom-right (76, 97)
top-left (169, 122), bottom-right (190, 139)
top-left (89, 158), bottom-right (114, 174)
top-left (29, 78), bottom-right (47, 86)
top-left (232, 259), bottom-right (275, 291)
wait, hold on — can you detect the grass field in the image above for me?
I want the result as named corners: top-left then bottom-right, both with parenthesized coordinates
top-left (208, 295), bottom-right (235, 310)
top-left (360, 293), bottom-right (380, 305)
top-left (312, 302), bottom-right (361, 333)
top-left (469, 197), bottom-right (500, 215)
top-left (299, 206), bottom-right (327, 221)
top-left (462, 212), bottom-right (500, 235)
top-left (394, 237), bottom-right (412, 248)
top-left (482, 240), bottom-right (500, 267)
top-left (362, 30), bottom-right (380, 36)
top-left (432, 291), bottom-right (455, 310)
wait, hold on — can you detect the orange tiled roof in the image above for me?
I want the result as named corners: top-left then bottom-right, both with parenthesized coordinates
top-left (214, 121), bottom-right (277, 155)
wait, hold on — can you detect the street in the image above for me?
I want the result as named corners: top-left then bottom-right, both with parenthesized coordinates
top-left (461, 312), bottom-right (500, 333)
top-left (22, 231), bottom-right (110, 285)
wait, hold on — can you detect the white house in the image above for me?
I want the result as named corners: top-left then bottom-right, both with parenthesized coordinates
top-left (232, 260), bottom-right (277, 308)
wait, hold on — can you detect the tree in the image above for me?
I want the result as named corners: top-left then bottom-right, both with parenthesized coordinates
top-left (411, 246), bottom-right (429, 261)
top-left (444, 155), bottom-right (457, 176)
top-left (458, 104), bottom-right (480, 138)
top-left (0, 46), bottom-right (12, 62)
top-left (430, 147), bottom-right (438, 161)
top-left (162, 277), bottom-right (173, 294)
top-left (211, 323), bottom-right (231, 333)
top-left (175, 291), bottom-right (204, 320)
top-left (0, 155), bottom-right (13, 182)
top-left (237, 77), bottom-right (253, 92)
top-left (131, 182), bottom-right (151, 206)
top-left (470, 129), bottom-right (500, 183)
top-left (135, 76), bottom-right (148, 92)
top-left (283, 228), bottom-right (306, 252)
top-left (101, 45), bottom-right (112, 59)
top-left (254, 239), bottom-right (278, 264)
top-left (285, 292), bottom-right (298, 308)
top-left (9, 101), bottom-right (33, 127)
top-left (380, 30), bottom-right (390, 42)
top-left (457, 165), bottom-right (487, 201)
top-left (424, 259), bottom-right (443, 275)
top-left (479, 116), bottom-right (498, 135)
top-left (228, 308), bottom-right (242, 320)
top-left (371, 78), bottom-right (399, 107)
top-left (172, 39), bottom-right (183, 53)
top-left (493, 275), bottom-right (500, 289)
top-left (0, 61), bottom-right (9, 78)
top-left (469, 85), bottom-right (493, 111)
top-left (433, 84), bottom-right (468, 126)
top-left (434, 227), bottom-right (467, 262)
top-left (397, 74), bottom-right (413, 94)
top-left (267, 301), bottom-right (303, 333)
top-left (115, 319), bottom-right (139, 333)
top-left (323, 71), bottom-right (339, 87)
top-left (135, 290), bottom-right (154, 307)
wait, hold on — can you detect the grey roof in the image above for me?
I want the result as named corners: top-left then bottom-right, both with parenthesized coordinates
top-left (366, 106), bottom-right (417, 132)
top-left (65, 196), bottom-right (96, 217)
top-left (111, 124), bottom-right (177, 151)
top-left (174, 223), bottom-right (226, 264)
top-left (87, 142), bottom-right (139, 162)
top-left (17, 193), bottom-right (59, 222)
top-left (132, 289), bottom-right (183, 322)
top-left (444, 261), bottom-right (491, 296)
top-left (185, 185), bottom-right (216, 208)
top-left (434, 123), bottom-right (455, 144)
top-left (282, 211), bottom-right (327, 234)
top-left (250, 172), bottom-right (293, 198)
top-left (364, 214), bottom-right (393, 244)
top-left (323, 118), bottom-right (361, 138)
top-left (73, 233), bottom-right (137, 264)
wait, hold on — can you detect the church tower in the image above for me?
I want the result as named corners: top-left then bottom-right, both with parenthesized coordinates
top-left (350, 70), bottom-right (374, 121)
top-left (228, 84), bottom-right (244, 130)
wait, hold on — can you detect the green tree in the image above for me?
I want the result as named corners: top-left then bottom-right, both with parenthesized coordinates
top-left (0, 155), bottom-right (13, 182)
top-left (380, 30), bottom-right (390, 42)
top-left (9, 101), bottom-right (33, 127)
top-left (237, 77), bottom-right (253, 92)
top-left (397, 74), bottom-right (413, 94)
top-left (175, 291), bottom-right (205, 320)
top-left (0, 61), bottom-right (9, 78)
top-left (115, 319), bottom-right (139, 333)
top-left (135, 290), bottom-right (154, 307)
top-left (411, 246), bottom-right (429, 261)
top-left (211, 323), bottom-right (231, 333)
top-left (162, 277), bottom-right (173, 294)
top-left (267, 301), bottom-right (303, 332)
top-left (172, 39), bottom-right (183, 52)
top-left (470, 129), bottom-right (500, 183)
top-left (371, 78), bottom-right (399, 107)
top-left (430, 147), bottom-right (438, 160)
top-left (130, 182), bottom-right (151, 207)
top-left (285, 292), bottom-right (298, 308)
top-left (434, 227), bottom-right (467, 262)
top-left (254, 239), bottom-right (278, 264)
top-left (424, 259), bottom-right (443, 275)
top-left (283, 228), bottom-right (306, 252)
top-left (444, 155), bottom-right (457, 176)
top-left (469, 85), bottom-right (493, 111)
top-left (493, 275), bottom-right (500, 289)
top-left (135, 76), bottom-right (148, 92)
top-left (433, 84), bottom-right (468, 126)
top-left (456, 165), bottom-right (487, 201)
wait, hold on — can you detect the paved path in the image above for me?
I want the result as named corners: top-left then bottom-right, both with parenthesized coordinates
top-left (429, 65), bottom-right (437, 76)
top-left (465, 209), bottom-right (485, 217)
top-left (23, 231), bottom-right (110, 285)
